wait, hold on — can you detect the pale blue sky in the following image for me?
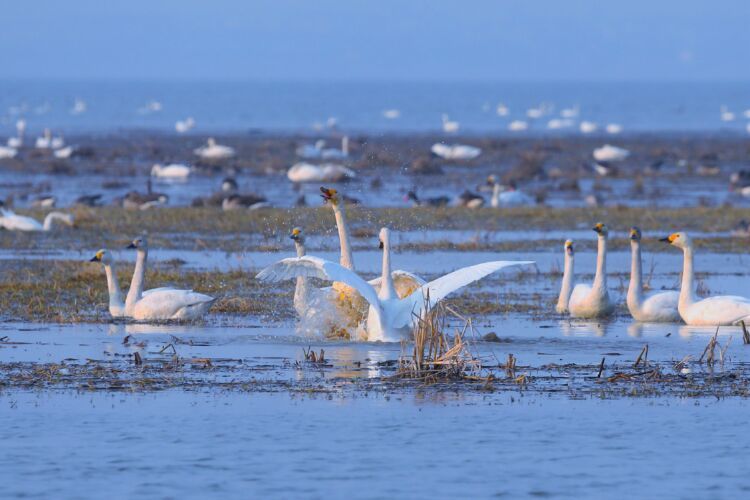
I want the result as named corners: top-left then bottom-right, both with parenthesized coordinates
top-left (2, 0), bottom-right (748, 81)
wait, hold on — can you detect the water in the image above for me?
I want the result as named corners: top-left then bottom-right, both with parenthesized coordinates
top-left (1, 80), bottom-right (750, 135)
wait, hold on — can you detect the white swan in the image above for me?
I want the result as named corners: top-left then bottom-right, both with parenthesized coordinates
top-left (287, 163), bottom-right (355, 183)
top-left (290, 227), bottom-right (313, 317)
top-left (508, 120), bottom-right (528, 131)
top-left (496, 103), bottom-right (509, 116)
top-left (579, 121), bottom-right (598, 134)
top-left (547, 118), bottom-right (574, 130)
top-left (7, 119), bottom-right (25, 148)
top-left (442, 114), bottom-right (459, 133)
top-left (35, 129), bottom-right (64, 149)
top-left (556, 240), bottom-right (576, 314)
top-left (491, 182), bottom-right (535, 207)
top-left (0, 209), bottom-right (73, 231)
top-left (568, 223), bottom-right (615, 318)
top-left (320, 187), bottom-right (425, 299)
top-left (175, 117), bottom-right (195, 133)
top-left (258, 227), bottom-right (533, 341)
top-left (321, 137), bottom-right (349, 159)
top-left (431, 143), bottom-right (481, 160)
top-left (151, 163), bottom-right (191, 179)
top-left (0, 146), bottom-right (17, 159)
top-left (383, 109), bottom-right (401, 119)
top-left (593, 144), bottom-right (629, 162)
top-left (605, 124), bottom-right (623, 134)
top-left (627, 227), bottom-right (680, 322)
top-left (194, 138), bottom-right (235, 160)
top-left (661, 232), bottom-right (750, 325)
top-left (53, 146), bottom-right (74, 159)
top-left (122, 235), bottom-right (216, 320)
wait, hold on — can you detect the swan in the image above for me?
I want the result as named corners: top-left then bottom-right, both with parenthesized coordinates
top-left (7, 119), bottom-right (25, 148)
top-left (194, 138), bottom-right (235, 160)
top-left (383, 109), bottom-right (401, 119)
top-left (720, 106), bottom-right (735, 122)
top-left (430, 143), bottom-right (481, 160)
top-left (526, 107), bottom-right (544, 119)
top-left (258, 227), bottom-right (534, 341)
top-left (290, 227), bottom-right (313, 318)
top-left (556, 240), bottom-right (575, 314)
top-left (508, 120), bottom-right (528, 131)
top-left (491, 182), bottom-right (535, 207)
top-left (175, 117), bottom-right (195, 133)
top-left (320, 187), bottom-right (425, 298)
top-left (35, 129), bottom-right (64, 149)
top-left (287, 162), bottom-right (355, 183)
top-left (568, 223), bottom-right (615, 318)
top-left (123, 235), bottom-right (216, 320)
top-left (606, 123), bottom-right (623, 134)
top-left (547, 118), bottom-right (574, 130)
top-left (579, 121), bottom-right (598, 134)
top-left (661, 232), bottom-right (750, 325)
top-left (53, 146), bottom-right (74, 159)
top-left (71, 98), bottom-right (86, 115)
top-left (496, 103), bottom-right (509, 116)
top-left (627, 227), bottom-right (680, 322)
top-left (593, 144), bottom-right (629, 162)
top-left (0, 146), bottom-right (17, 159)
top-left (560, 106), bottom-right (579, 118)
top-left (441, 114), bottom-right (459, 133)
top-left (0, 209), bottom-right (73, 231)
top-left (321, 137), bottom-right (349, 159)
top-left (151, 163), bottom-right (191, 179)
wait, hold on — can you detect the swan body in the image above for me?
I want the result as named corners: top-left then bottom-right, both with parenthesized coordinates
top-left (547, 118), bottom-right (574, 130)
top-left (383, 109), bottom-right (400, 119)
top-left (593, 144), bottom-right (629, 162)
top-left (556, 240), bottom-right (575, 313)
top-left (287, 163), bottom-right (355, 183)
top-left (627, 227), bottom-right (680, 322)
top-left (508, 120), bottom-right (528, 131)
top-left (258, 228), bottom-right (533, 341)
top-left (53, 146), bottom-right (74, 159)
top-left (175, 117), bottom-right (195, 133)
top-left (568, 223), bottom-right (615, 318)
top-left (431, 143), bottom-right (481, 160)
top-left (0, 146), bottom-right (17, 159)
top-left (720, 106), bottom-right (735, 122)
top-left (579, 121), bottom-right (598, 134)
top-left (496, 104), bottom-right (509, 116)
top-left (122, 236), bottom-right (215, 320)
top-left (194, 138), bottom-right (235, 160)
top-left (560, 106), bottom-right (579, 118)
top-left (0, 209), bottom-right (73, 231)
top-left (662, 232), bottom-right (750, 325)
top-left (491, 183), bottom-right (535, 207)
top-left (151, 163), bottom-right (191, 179)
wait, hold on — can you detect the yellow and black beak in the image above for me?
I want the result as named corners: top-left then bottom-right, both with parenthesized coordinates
top-left (593, 222), bottom-right (604, 234)
top-left (565, 242), bottom-right (574, 255)
top-left (320, 187), bottom-right (337, 203)
top-left (659, 233), bottom-right (677, 243)
top-left (290, 228), bottom-right (301, 241)
top-left (378, 240), bottom-right (384, 250)
top-left (126, 242), bottom-right (137, 249)
top-left (89, 251), bottom-right (103, 262)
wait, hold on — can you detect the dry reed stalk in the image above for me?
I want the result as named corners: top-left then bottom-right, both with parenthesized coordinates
top-left (741, 321), bottom-right (750, 345)
top-left (596, 357), bottom-right (605, 378)
top-left (699, 328), bottom-right (719, 366)
top-left (634, 344), bottom-right (649, 368)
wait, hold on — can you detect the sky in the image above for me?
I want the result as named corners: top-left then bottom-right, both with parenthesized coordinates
top-left (2, 0), bottom-right (749, 81)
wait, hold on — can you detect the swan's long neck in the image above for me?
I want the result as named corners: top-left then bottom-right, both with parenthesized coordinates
top-left (342, 136), bottom-right (349, 155)
top-left (293, 241), bottom-right (309, 314)
top-left (627, 241), bottom-right (643, 310)
top-left (103, 261), bottom-right (125, 315)
top-left (679, 244), bottom-right (697, 309)
top-left (42, 212), bottom-right (69, 231)
top-left (592, 235), bottom-right (607, 292)
top-left (332, 204), bottom-right (354, 270)
top-left (125, 248), bottom-right (147, 313)
top-left (491, 183), bottom-right (500, 208)
top-left (556, 252), bottom-right (574, 311)
top-left (379, 238), bottom-right (397, 300)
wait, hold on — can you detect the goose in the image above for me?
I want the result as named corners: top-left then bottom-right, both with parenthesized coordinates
top-left (121, 188), bottom-right (169, 210)
top-left (491, 181), bottom-right (535, 207)
top-left (0, 146), bottom-right (17, 159)
top-left (221, 193), bottom-right (268, 211)
top-left (606, 123), bottom-right (623, 134)
top-left (287, 162), bottom-right (355, 183)
top-left (405, 190), bottom-right (450, 207)
top-left (579, 121), bottom-right (598, 134)
top-left (175, 117), bottom-right (195, 133)
top-left (430, 143), bottom-right (481, 160)
top-left (441, 114), bottom-right (459, 133)
top-left (556, 240), bottom-right (576, 313)
top-left (123, 235), bottom-right (216, 320)
top-left (568, 223), bottom-right (615, 318)
top-left (508, 120), bottom-right (528, 131)
top-left (320, 187), bottom-right (425, 299)
top-left (627, 227), bottom-right (680, 322)
top-left (75, 194), bottom-right (103, 207)
top-left (194, 138), bottom-right (235, 160)
top-left (593, 144), bottom-right (630, 162)
top-left (151, 163), bottom-right (191, 179)
top-left (31, 195), bottom-right (56, 208)
top-left (258, 228), bottom-right (533, 341)
top-left (0, 208), bottom-right (74, 231)
top-left (457, 190), bottom-right (484, 209)
top-left (7, 119), bottom-right (25, 148)
top-left (660, 232), bottom-right (750, 325)
top-left (192, 177), bottom-right (239, 207)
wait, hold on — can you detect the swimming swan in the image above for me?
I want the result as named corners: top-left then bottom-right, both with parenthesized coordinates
top-left (151, 163), bottom-right (191, 179)
top-left (661, 232), bottom-right (750, 325)
top-left (556, 239), bottom-right (576, 314)
top-left (0, 209), bottom-right (73, 231)
top-left (627, 227), bottom-right (680, 322)
top-left (258, 227), bottom-right (534, 341)
top-left (287, 163), bottom-right (355, 183)
top-left (568, 223), bottom-right (615, 318)
top-left (194, 138), bottom-right (235, 160)
top-left (122, 235), bottom-right (216, 320)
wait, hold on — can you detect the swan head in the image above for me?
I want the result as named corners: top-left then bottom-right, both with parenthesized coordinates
top-left (221, 177), bottom-right (238, 192)
top-left (290, 227), bottom-right (305, 243)
top-left (207, 137), bottom-right (216, 146)
top-left (592, 222), bottom-right (608, 237)
top-left (378, 227), bottom-right (391, 250)
top-left (564, 239), bottom-right (574, 256)
top-left (629, 226), bottom-right (642, 242)
top-left (89, 249), bottom-right (112, 264)
top-left (486, 174), bottom-right (498, 186)
top-left (660, 232), bottom-right (690, 249)
top-left (126, 234), bottom-right (148, 251)
top-left (320, 187), bottom-right (340, 206)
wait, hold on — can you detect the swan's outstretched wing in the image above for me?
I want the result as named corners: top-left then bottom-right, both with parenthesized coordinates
top-left (368, 270), bottom-right (426, 298)
top-left (393, 260), bottom-right (534, 328)
top-left (257, 256), bottom-right (380, 309)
